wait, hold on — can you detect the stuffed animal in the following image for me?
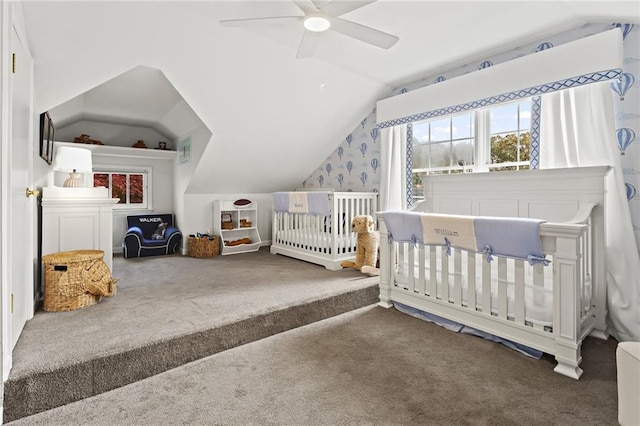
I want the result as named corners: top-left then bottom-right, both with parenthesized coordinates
top-left (151, 222), bottom-right (168, 240)
top-left (341, 215), bottom-right (380, 276)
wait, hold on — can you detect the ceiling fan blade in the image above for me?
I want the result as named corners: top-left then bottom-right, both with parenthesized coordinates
top-left (296, 30), bottom-right (322, 59)
top-left (330, 17), bottom-right (398, 49)
top-left (220, 16), bottom-right (301, 27)
top-left (293, 0), bottom-right (319, 15)
top-left (321, 0), bottom-right (377, 18)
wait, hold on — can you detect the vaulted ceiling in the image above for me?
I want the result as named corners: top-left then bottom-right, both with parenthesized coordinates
top-left (21, 1), bottom-right (640, 193)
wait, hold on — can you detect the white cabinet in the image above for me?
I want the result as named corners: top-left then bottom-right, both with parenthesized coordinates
top-left (213, 200), bottom-right (261, 255)
top-left (41, 187), bottom-right (119, 272)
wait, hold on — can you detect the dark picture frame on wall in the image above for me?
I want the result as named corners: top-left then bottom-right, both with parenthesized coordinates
top-left (39, 112), bottom-right (54, 165)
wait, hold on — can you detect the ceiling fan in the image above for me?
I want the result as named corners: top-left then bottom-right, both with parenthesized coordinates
top-left (220, 0), bottom-right (399, 59)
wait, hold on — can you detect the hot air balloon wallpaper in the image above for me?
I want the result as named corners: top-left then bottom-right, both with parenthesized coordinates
top-left (317, 175), bottom-right (324, 187)
top-left (478, 60), bottom-right (493, 70)
top-left (535, 42), bottom-right (553, 52)
top-left (337, 173), bottom-right (344, 187)
top-left (611, 73), bottom-right (635, 100)
top-left (346, 134), bottom-right (353, 147)
top-left (435, 76), bottom-right (446, 83)
top-left (360, 143), bottom-right (368, 157)
top-left (325, 163), bottom-right (332, 176)
top-left (370, 158), bottom-right (378, 174)
top-left (370, 128), bottom-right (378, 143)
top-left (360, 172), bottom-right (368, 187)
top-left (337, 146), bottom-right (344, 160)
top-left (617, 128), bottom-right (636, 155)
top-left (346, 161), bottom-right (353, 175)
top-left (626, 183), bottom-right (637, 201)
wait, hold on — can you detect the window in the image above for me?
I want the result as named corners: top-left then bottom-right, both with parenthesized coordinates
top-left (93, 167), bottom-right (151, 210)
top-left (410, 98), bottom-right (533, 204)
top-left (488, 100), bottom-right (531, 171)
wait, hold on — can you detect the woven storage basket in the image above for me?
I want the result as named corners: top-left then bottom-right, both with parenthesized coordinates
top-left (188, 236), bottom-right (220, 258)
top-left (42, 250), bottom-right (117, 312)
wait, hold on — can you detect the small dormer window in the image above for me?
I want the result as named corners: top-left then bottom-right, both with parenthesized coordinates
top-left (93, 166), bottom-right (152, 210)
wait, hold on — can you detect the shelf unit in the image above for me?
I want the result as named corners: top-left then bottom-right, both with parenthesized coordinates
top-left (213, 200), bottom-right (261, 255)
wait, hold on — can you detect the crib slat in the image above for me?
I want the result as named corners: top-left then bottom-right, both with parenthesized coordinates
top-left (408, 243), bottom-right (416, 293)
top-left (532, 263), bottom-right (545, 331)
top-left (514, 260), bottom-right (525, 324)
top-left (453, 248), bottom-right (462, 306)
top-left (429, 246), bottom-right (437, 298)
top-left (441, 247), bottom-right (449, 303)
top-left (467, 251), bottom-right (476, 310)
top-left (417, 245), bottom-right (426, 295)
top-left (498, 257), bottom-right (508, 320)
top-left (482, 258), bottom-right (491, 316)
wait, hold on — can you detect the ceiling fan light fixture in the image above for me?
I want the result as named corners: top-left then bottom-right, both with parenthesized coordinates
top-left (303, 15), bottom-right (330, 32)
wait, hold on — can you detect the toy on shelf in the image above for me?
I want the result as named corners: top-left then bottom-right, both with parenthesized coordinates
top-left (73, 134), bottom-right (103, 145)
top-left (224, 237), bottom-right (251, 246)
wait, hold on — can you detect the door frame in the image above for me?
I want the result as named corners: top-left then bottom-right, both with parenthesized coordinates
top-left (0, 0), bottom-right (36, 396)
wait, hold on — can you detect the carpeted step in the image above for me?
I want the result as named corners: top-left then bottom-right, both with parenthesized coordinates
top-left (3, 285), bottom-right (378, 423)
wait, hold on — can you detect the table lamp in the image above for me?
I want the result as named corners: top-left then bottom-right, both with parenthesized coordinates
top-left (53, 146), bottom-right (93, 187)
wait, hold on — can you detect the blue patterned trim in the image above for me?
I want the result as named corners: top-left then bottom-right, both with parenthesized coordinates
top-left (377, 69), bottom-right (622, 129)
top-left (530, 96), bottom-right (541, 169)
top-left (406, 123), bottom-right (413, 208)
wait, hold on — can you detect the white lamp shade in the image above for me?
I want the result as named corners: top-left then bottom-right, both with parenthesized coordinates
top-left (53, 146), bottom-right (93, 173)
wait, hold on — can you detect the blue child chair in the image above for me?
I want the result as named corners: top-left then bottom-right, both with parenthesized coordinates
top-left (123, 214), bottom-right (182, 258)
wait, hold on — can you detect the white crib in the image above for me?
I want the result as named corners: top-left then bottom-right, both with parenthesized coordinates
top-left (378, 166), bottom-right (610, 379)
top-left (271, 191), bottom-right (378, 270)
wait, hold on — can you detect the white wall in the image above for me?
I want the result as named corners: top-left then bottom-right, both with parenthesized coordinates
top-left (173, 124), bottom-right (212, 251)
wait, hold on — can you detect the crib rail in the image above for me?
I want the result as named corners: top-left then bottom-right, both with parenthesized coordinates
top-left (271, 192), bottom-right (378, 270)
top-left (378, 205), bottom-right (604, 380)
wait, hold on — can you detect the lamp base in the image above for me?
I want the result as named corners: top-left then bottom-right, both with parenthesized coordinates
top-left (63, 172), bottom-right (82, 188)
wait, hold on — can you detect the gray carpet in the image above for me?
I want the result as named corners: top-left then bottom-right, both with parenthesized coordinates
top-left (4, 248), bottom-right (379, 422)
top-left (7, 305), bottom-right (618, 425)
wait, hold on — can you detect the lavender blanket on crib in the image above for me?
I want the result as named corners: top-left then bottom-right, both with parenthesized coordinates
top-left (383, 211), bottom-right (547, 265)
top-left (273, 192), bottom-right (330, 215)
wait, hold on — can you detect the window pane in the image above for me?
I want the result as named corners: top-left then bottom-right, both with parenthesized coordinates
top-left (129, 174), bottom-right (144, 204)
top-left (412, 173), bottom-right (424, 201)
top-left (490, 134), bottom-right (519, 164)
top-left (112, 174), bottom-right (126, 203)
top-left (93, 173), bottom-right (108, 188)
top-left (413, 123), bottom-right (429, 143)
top-left (519, 133), bottom-right (530, 162)
top-left (430, 117), bottom-right (451, 142)
top-left (519, 101), bottom-right (531, 129)
top-left (452, 139), bottom-right (474, 166)
top-left (452, 113), bottom-right (472, 139)
top-left (413, 143), bottom-right (430, 169)
top-left (490, 103), bottom-right (518, 134)
top-left (430, 141), bottom-right (451, 167)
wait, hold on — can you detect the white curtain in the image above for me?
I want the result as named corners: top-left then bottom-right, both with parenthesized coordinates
top-left (540, 81), bottom-right (640, 342)
top-left (380, 125), bottom-right (407, 211)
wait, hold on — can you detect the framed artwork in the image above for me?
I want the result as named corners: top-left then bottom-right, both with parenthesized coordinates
top-left (39, 112), bottom-right (54, 165)
top-left (178, 136), bottom-right (191, 164)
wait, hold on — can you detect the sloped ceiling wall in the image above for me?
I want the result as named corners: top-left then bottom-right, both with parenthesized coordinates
top-left (23, 1), bottom-right (640, 194)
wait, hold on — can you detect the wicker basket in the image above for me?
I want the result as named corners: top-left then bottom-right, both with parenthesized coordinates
top-left (42, 250), bottom-right (118, 312)
top-left (188, 236), bottom-right (220, 258)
